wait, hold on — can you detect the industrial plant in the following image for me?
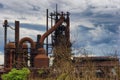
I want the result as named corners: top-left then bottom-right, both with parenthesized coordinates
top-left (0, 7), bottom-right (119, 80)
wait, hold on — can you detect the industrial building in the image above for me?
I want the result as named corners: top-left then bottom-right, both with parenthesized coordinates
top-left (0, 7), bottom-right (119, 80)
top-left (2, 8), bottom-right (70, 70)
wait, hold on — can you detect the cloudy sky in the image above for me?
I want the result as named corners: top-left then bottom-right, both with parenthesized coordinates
top-left (0, 0), bottom-right (120, 64)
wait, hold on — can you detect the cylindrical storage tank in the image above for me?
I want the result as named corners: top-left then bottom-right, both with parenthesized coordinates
top-left (6, 42), bottom-right (16, 49)
top-left (5, 42), bottom-right (15, 69)
top-left (34, 48), bottom-right (49, 68)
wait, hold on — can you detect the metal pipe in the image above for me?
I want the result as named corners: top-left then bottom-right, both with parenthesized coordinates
top-left (37, 34), bottom-right (41, 49)
top-left (15, 21), bottom-right (19, 68)
top-left (56, 4), bottom-right (58, 14)
top-left (40, 16), bottom-right (64, 47)
top-left (3, 20), bottom-right (8, 49)
top-left (15, 21), bottom-right (19, 49)
top-left (46, 9), bottom-right (49, 56)
top-left (66, 12), bottom-right (70, 46)
top-left (50, 13), bottom-right (53, 48)
top-left (9, 50), bottom-right (13, 69)
top-left (3, 20), bottom-right (8, 67)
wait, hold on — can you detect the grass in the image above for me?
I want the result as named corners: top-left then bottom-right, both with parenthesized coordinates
top-left (27, 47), bottom-right (120, 80)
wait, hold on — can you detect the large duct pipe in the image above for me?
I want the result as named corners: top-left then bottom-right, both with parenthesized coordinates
top-left (39, 16), bottom-right (64, 47)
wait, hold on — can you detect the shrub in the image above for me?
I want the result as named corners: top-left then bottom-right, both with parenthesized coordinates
top-left (1, 68), bottom-right (30, 80)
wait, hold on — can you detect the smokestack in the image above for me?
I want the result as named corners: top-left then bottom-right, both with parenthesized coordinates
top-left (15, 21), bottom-right (19, 49)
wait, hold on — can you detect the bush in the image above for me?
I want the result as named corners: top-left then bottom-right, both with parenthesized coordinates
top-left (1, 68), bottom-right (30, 80)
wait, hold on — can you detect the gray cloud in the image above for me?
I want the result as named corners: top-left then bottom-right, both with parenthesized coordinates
top-left (0, 0), bottom-right (119, 57)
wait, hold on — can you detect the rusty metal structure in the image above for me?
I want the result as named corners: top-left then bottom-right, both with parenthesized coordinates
top-left (73, 56), bottom-right (119, 78)
top-left (3, 8), bottom-right (70, 70)
top-left (1, 7), bottom-right (119, 80)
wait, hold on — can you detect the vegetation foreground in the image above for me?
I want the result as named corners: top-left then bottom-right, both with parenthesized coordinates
top-left (1, 46), bottom-right (120, 80)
